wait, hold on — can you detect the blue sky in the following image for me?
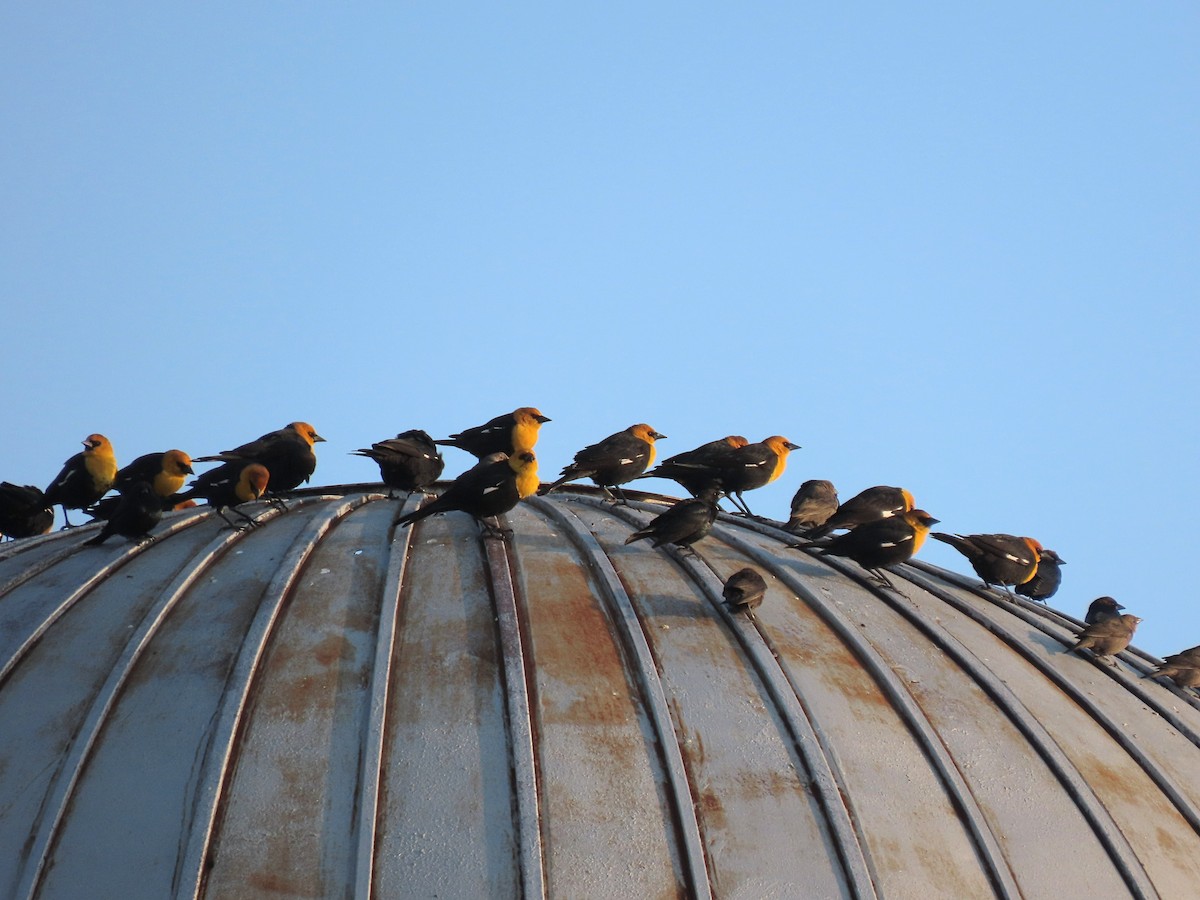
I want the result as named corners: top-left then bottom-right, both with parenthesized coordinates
top-left (2, 4), bottom-right (1197, 654)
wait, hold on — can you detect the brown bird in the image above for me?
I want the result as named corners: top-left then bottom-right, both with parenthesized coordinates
top-left (810, 509), bottom-right (939, 589)
top-left (804, 485), bottom-right (915, 540)
top-left (353, 429), bottom-right (444, 497)
top-left (0, 483), bottom-right (54, 539)
top-left (642, 435), bottom-right (748, 497)
top-left (1084, 596), bottom-right (1125, 625)
top-left (624, 487), bottom-right (721, 553)
top-left (83, 481), bottom-right (162, 546)
top-left (44, 433), bottom-right (118, 527)
top-left (195, 422), bottom-right (324, 494)
top-left (543, 423), bottom-right (665, 502)
top-left (723, 567), bottom-right (768, 619)
top-left (435, 407), bottom-right (550, 459)
top-left (717, 436), bottom-right (801, 515)
top-left (930, 532), bottom-right (1044, 592)
top-left (1068, 613), bottom-right (1141, 663)
top-left (1014, 548), bottom-right (1064, 603)
top-left (1143, 646), bottom-right (1200, 689)
top-left (785, 479), bottom-right (838, 533)
top-left (173, 461), bottom-right (271, 529)
top-left (395, 451), bottom-right (540, 538)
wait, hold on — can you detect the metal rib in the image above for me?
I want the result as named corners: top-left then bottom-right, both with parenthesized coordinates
top-left (531, 497), bottom-right (713, 898)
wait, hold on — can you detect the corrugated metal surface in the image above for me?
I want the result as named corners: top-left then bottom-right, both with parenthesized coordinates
top-left (2, 484), bottom-right (1199, 899)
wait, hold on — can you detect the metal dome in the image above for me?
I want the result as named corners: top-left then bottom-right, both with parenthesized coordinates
top-left (2, 485), bottom-right (1199, 899)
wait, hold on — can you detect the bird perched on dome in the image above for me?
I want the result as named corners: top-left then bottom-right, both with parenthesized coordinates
top-left (785, 479), bottom-right (838, 534)
top-left (803, 485), bottom-right (915, 540)
top-left (353, 429), bottom-right (444, 498)
top-left (806, 509), bottom-right (939, 589)
top-left (1067, 614), bottom-right (1141, 665)
top-left (717, 436), bottom-right (801, 516)
top-left (44, 433), bottom-right (118, 527)
top-left (195, 422), bottom-right (324, 495)
top-left (172, 461), bottom-right (271, 529)
top-left (723, 567), bottom-right (768, 620)
top-left (83, 481), bottom-right (162, 547)
top-left (89, 450), bottom-right (196, 520)
top-left (624, 487), bottom-right (721, 554)
top-left (1142, 646), bottom-right (1200, 690)
top-left (435, 407), bottom-right (550, 459)
top-left (395, 451), bottom-right (539, 539)
top-left (641, 435), bottom-right (748, 498)
top-left (930, 532), bottom-right (1043, 593)
top-left (0, 482), bottom-right (54, 539)
top-left (1015, 549), bottom-right (1064, 603)
top-left (1083, 596), bottom-right (1125, 625)
top-left (542, 423), bottom-right (665, 503)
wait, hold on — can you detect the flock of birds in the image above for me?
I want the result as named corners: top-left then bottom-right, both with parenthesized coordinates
top-left (0, 406), bottom-right (1185, 688)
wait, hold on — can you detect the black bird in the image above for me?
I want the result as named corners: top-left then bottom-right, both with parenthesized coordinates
top-left (90, 449), bottom-right (196, 520)
top-left (353, 429), bottom-right (444, 497)
top-left (804, 485), bottom-right (914, 540)
top-left (44, 433), bottom-right (118, 527)
top-left (83, 481), bottom-right (162, 546)
top-left (785, 479), bottom-right (838, 533)
top-left (195, 422), bottom-right (324, 494)
top-left (715, 436), bottom-right (801, 515)
top-left (435, 407), bottom-right (550, 459)
top-left (395, 451), bottom-right (540, 538)
top-left (1084, 596), bottom-right (1125, 625)
top-left (0, 483), bottom-right (54, 539)
top-left (543, 423), bottom-right (665, 502)
top-left (930, 533), bottom-right (1044, 592)
top-left (173, 461), bottom-right (271, 529)
top-left (1068, 613), bottom-right (1141, 663)
top-left (1015, 549), bottom-right (1065, 603)
top-left (810, 509), bottom-right (939, 588)
top-left (624, 488), bottom-right (721, 553)
top-left (642, 436), bottom-right (748, 497)
top-left (723, 567), bottom-right (768, 619)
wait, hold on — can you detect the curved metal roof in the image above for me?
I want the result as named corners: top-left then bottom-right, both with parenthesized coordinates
top-left (2, 485), bottom-right (1199, 899)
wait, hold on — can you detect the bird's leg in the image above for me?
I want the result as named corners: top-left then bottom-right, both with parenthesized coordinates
top-left (869, 568), bottom-right (897, 590)
top-left (60, 508), bottom-right (76, 529)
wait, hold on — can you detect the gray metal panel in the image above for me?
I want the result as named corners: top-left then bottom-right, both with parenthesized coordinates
top-left (2, 485), bottom-right (1200, 899)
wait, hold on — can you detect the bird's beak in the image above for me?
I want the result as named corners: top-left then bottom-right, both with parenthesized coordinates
top-left (536, 415), bottom-right (551, 424)
top-left (654, 432), bottom-right (667, 440)
top-left (313, 433), bottom-right (327, 443)
top-left (786, 442), bottom-right (801, 450)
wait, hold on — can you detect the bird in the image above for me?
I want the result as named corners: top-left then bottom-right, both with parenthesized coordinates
top-left (641, 435), bottom-right (749, 497)
top-left (44, 433), bottom-right (118, 527)
top-left (1067, 614), bottom-right (1141, 663)
top-left (1084, 596), bottom-right (1125, 625)
top-left (1143, 646), bottom-right (1200, 689)
top-left (808, 509), bottom-right (939, 588)
top-left (929, 532), bottom-right (1044, 592)
top-left (0, 482), bottom-right (54, 539)
top-left (723, 567), bottom-right (768, 619)
top-left (785, 479), bottom-right (838, 533)
top-left (624, 487), bottom-right (721, 553)
top-left (434, 407), bottom-right (550, 459)
top-left (352, 429), bottom-right (444, 497)
top-left (83, 481), bottom-right (163, 546)
top-left (89, 449), bottom-right (196, 520)
top-left (172, 461), bottom-right (271, 529)
top-left (395, 450), bottom-right (540, 538)
top-left (195, 422), bottom-right (324, 495)
top-left (803, 485), bottom-right (915, 540)
top-left (716, 436), bottom-right (801, 515)
top-left (542, 423), bottom-right (666, 502)
top-left (1015, 549), bottom-right (1065, 603)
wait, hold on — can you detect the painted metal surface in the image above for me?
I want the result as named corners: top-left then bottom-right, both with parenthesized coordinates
top-left (1, 485), bottom-right (1199, 899)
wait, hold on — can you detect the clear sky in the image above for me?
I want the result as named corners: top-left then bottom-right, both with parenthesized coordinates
top-left (2, 4), bottom-right (1197, 655)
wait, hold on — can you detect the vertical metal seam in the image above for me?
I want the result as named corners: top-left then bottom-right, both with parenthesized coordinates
top-left (175, 494), bottom-right (375, 900)
top-left (353, 492), bottom-right (423, 900)
top-left (528, 497), bottom-right (713, 899)
top-left (484, 515), bottom-right (547, 900)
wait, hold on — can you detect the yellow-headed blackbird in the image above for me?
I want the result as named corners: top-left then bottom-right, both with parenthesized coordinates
top-left (642, 436), bottom-right (749, 497)
top-left (718, 436), bottom-right (801, 515)
top-left (804, 485), bottom-right (914, 540)
top-left (1084, 596), bottom-right (1125, 625)
top-left (1015, 548), bottom-right (1064, 603)
top-left (1143, 646), bottom-right (1200, 689)
top-left (624, 487), bottom-right (721, 553)
top-left (435, 408), bottom-right (550, 459)
top-left (174, 461), bottom-right (271, 529)
top-left (395, 451), bottom-right (539, 538)
top-left (195, 422), bottom-right (324, 494)
top-left (811, 509), bottom-right (939, 588)
top-left (930, 532), bottom-right (1043, 592)
top-left (0, 482), bottom-right (54, 539)
top-left (353, 429), bottom-right (444, 497)
top-left (90, 449), bottom-right (197, 520)
top-left (44, 433), bottom-right (118, 527)
top-left (1068, 613), bottom-right (1141, 662)
top-left (83, 481), bottom-right (162, 546)
top-left (543, 423), bottom-right (666, 502)
top-left (785, 479), bottom-right (838, 533)
top-left (723, 567), bottom-right (768, 619)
